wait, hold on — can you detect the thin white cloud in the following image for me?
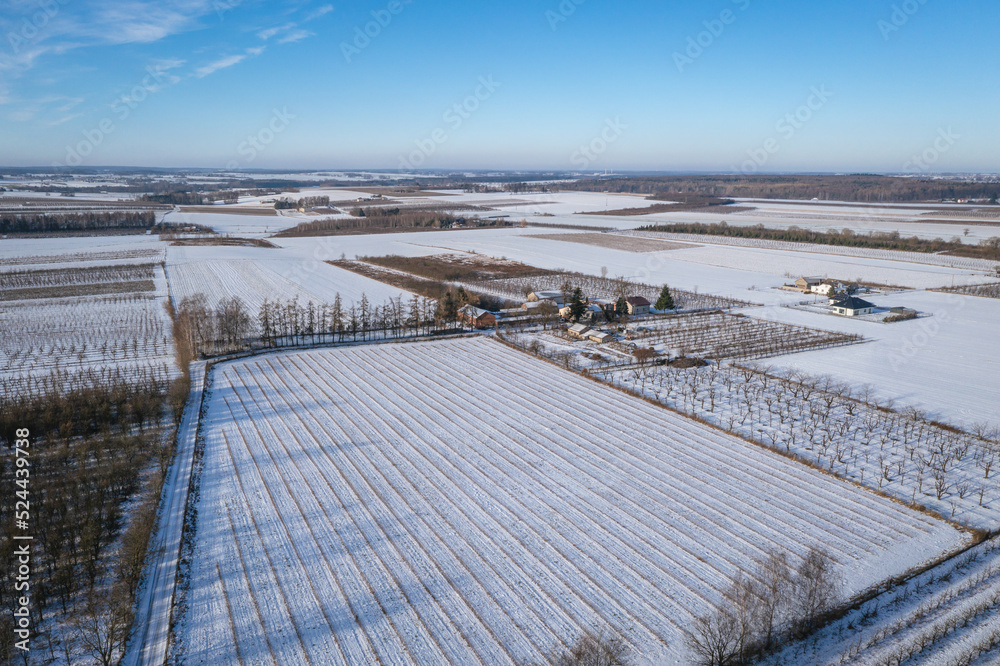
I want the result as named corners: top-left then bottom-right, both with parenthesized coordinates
top-left (55, 97), bottom-right (84, 113)
top-left (151, 57), bottom-right (187, 71)
top-left (304, 4), bottom-right (334, 22)
top-left (258, 22), bottom-right (295, 40)
top-left (194, 45), bottom-right (265, 78)
top-left (47, 112), bottom-right (83, 126)
top-left (195, 54), bottom-right (246, 78)
top-left (8, 108), bottom-right (35, 122)
top-left (0, 1), bottom-right (218, 76)
top-left (278, 29), bottom-right (312, 44)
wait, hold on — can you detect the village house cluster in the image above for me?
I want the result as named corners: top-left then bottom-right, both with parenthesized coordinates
top-left (457, 288), bottom-right (655, 336)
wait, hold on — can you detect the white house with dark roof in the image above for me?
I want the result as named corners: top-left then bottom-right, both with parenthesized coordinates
top-left (829, 296), bottom-right (875, 317)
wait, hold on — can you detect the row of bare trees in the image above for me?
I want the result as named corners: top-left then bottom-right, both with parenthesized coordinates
top-left (174, 291), bottom-right (467, 357)
top-left (687, 547), bottom-right (840, 665)
top-left (619, 312), bottom-right (862, 361)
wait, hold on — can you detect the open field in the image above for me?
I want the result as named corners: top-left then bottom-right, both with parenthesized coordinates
top-left (528, 232), bottom-right (698, 253)
top-left (175, 337), bottom-right (966, 665)
top-left (165, 246), bottom-right (406, 311)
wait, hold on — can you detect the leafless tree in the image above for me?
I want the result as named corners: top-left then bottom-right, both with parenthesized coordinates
top-left (792, 547), bottom-right (839, 634)
top-left (74, 585), bottom-right (133, 666)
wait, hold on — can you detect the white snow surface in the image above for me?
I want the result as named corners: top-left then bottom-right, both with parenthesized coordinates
top-left (175, 337), bottom-right (967, 666)
top-left (0, 265), bottom-right (178, 391)
top-left (165, 245), bottom-right (408, 311)
top-left (748, 289), bottom-right (1000, 431)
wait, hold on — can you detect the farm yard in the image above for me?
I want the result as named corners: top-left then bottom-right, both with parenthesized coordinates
top-left (473, 271), bottom-right (751, 313)
top-left (174, 337), bottom-right (967, 666)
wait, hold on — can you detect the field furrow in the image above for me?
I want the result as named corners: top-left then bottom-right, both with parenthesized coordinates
top-left (176, 337), bottom-right (968, 665)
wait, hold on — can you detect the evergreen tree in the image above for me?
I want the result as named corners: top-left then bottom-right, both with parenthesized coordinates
top-left (655, 285), bottom-right (675, 311)
top-left (616, 295), bottom-right (629, 319)
top-left (569, 287), bottom-right (587, 321)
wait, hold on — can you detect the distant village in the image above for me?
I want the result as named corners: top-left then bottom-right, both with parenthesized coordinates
top-left (458, 289), bottom-right (654, 338)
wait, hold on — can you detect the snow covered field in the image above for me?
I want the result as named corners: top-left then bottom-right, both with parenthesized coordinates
top-left (161, 209), bottom-right (299, 237)
top-left (175, 337), bottom-right (967, 666)
top-left (751, 290), bottom-right (1000, 432)
top-left (766, 536), bottom-right (1000, 666)
top-left (165, 245), bottom-right (407, 311)
top-left (0, 265), bottom-right (177, 393)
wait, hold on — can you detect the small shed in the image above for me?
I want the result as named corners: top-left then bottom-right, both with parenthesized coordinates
top-left (588, 331), bottom-right (612, 344)
top-left (568, 323), bottom-right (592, 338)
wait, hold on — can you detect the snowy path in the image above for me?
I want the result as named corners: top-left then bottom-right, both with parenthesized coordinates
top-left (124, 361), bottom-right (206, 666)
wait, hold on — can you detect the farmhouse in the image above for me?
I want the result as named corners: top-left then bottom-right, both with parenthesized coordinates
top-left (795, 277), bottom-right (825, 292)
top-left (812, 282), bottom-right (837, 296)
top-left (527, 290), bottom-right (564, 306)
top-left (626, 296), bottom-right (651, 316)
top-left (829, 296), bottom-right (876, 317)
top-left (568, 323), bottom-right (592, 338)
top-left (458, 305), bottom-right (497, 329)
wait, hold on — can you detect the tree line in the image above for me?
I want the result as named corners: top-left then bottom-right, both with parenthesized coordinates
top-left (173, 291), bottom-right (480, 357)
top-left (274, 195), bottom-right (330, 209)
top-left (275, 209), bottom-right (479, 237)
top-left (554, 175), bottom-right (1000, 204)
top-left (638, 221), bottom-right (1000, 262)
top-left (687, 547), bottom-right (840, 665)
top-left (0, 211), bottom-right (155, 234)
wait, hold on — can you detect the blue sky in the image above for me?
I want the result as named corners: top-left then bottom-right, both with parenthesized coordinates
top-left (0, 0), bottom-right (997, 172)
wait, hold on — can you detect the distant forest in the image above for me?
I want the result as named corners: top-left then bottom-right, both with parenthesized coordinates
top-left (556, 175), bottom-right (1000, 204)
top-left (0, 210), bottom-right (155, 234)
top-left (276, 208), bottom-right (510, 237)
